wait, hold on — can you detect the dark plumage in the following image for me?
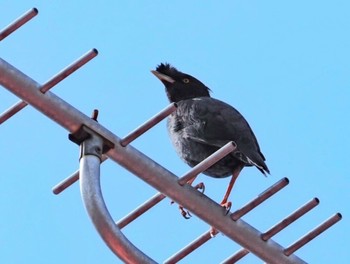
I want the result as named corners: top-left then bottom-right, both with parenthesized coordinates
top-left (152, 63), bottom-right (269, 212)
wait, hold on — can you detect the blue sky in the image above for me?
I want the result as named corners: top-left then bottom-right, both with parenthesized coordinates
top-left (1, 1), bottom-right (348, 263)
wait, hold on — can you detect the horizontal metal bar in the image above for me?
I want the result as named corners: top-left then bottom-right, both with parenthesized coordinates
top-left (0, 58), bottom-right (306, 264)
top-left (178, 141), bottom-right (236, 185)
top-left (221, 248), bottom-right (249, 264)
top-left (164, 229), bottom-right (218, 264)
top-left (0, 8), bottom-right (38, 41)
top-left (41, 49), bottom-right (98, 93)
top-left (116, 193), bottom-right (166, 229)
top-left (231, 177), bottom-right (289, 221)
top-left (261, 198), bottom-right (320, 241)
top-left (222, 198), bottom-right (320, 263)
top-left (284, 213), bottom-right (342, 256)
top-left (0, 49), bottom-right (98, 125)
top-left (0, 101), bottom-right (27, 125)
top-left (120, 103), bottom-right (177, 146)
top-left (52, 169), bottom-right (79, 195)
top-left (52, 155), bottom-right (107, 195)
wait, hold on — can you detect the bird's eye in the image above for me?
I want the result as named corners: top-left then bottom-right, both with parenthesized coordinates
top-left (183, 78), bottom-right (190, 83)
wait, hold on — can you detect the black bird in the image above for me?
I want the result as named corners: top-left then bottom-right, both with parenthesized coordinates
top-left (152, 63), bottom-right (269, 215)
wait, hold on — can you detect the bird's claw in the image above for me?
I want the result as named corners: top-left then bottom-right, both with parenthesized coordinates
top-left (179, 205), bottom-right (192, 219)
top-left (194, 182), bottom-right (205, 193)
top-left (220, 201), bottom-right (232, 215)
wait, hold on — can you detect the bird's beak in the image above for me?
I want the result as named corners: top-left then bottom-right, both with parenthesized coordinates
top-left (151, 70), bottom-right (175, 84)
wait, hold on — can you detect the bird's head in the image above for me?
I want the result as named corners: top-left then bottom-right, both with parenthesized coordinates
top-left (152, 63), bottom-right (211, 103)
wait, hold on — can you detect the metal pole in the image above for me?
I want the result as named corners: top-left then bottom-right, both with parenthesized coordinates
top-left (0, 58), bottom-right (306, 264)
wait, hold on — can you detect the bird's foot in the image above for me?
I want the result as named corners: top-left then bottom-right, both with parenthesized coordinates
top-left (220, 201), bottom-right (232, 215)
top-left (170, 202), bottom-right (192, 219)
top-left (179, 205), bottom-right (192, 219)
top-left (170, 182), bottom-right (204, 219)
top-left (177, 182), bottom-right (204, 219)
top-left (170, 182), bottom-right (205, 219)
top-left (193, 182), bottom-right (205, 193)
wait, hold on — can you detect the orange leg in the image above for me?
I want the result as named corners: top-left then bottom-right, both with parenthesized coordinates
top-left (220, 165), bottom-right (243, 211)
top-left (211, 165), bottom-right (244, 237)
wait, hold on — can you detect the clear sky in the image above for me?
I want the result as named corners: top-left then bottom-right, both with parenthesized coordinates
top-left (1, 1), bottom-right (348, 263)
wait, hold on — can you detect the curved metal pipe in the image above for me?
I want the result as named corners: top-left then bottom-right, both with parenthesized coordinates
top-left (79, 134), bottom-right (156, 264)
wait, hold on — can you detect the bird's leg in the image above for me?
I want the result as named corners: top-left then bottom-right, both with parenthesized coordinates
top-left (172, 175), bottom-right (205, 219)
top-left (210, 165), bottom-right (244, 237)
top-left (219, 165), bottom-right (243, 214)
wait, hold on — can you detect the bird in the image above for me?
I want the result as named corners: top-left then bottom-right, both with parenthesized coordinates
top-left (151, 63), bottom-right (269, 218)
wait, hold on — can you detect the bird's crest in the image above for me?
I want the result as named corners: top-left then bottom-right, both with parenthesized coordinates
top-left (156, 63), bottom-right (179, 76)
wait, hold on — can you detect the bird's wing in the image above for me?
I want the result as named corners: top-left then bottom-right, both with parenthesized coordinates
top-left (178, 98), bottom-right (269, 174)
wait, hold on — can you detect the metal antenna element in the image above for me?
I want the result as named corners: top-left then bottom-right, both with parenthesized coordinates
top-left (0, 9), bottom-right (342, 264)
top-left (231, 177), bottom-right (289, 221)
top-left (120, 103), bottom-right (177, 146)
top-left (0, 49), bottom-right (97, 124)
top-left (261, 198), bottom-right (320, 241)
top-left (0, 8), bottom-right (38, 41)
top-left (178, 141), bottom-right (236, 185)
top-left (164, 230), bottom-right (216, 264)
top-left (284, 213), bottom-right (342, 256)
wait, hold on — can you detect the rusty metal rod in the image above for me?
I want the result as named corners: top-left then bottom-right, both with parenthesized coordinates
top-left (116, 142), bottom-right (236, 228)
top-left (231, 177), bottom-right (289, 221)
top-left (52, 169), bottom-right (79, 195)
top-left (178, 142), bottom-right (236, 185)
top-left (0, 8), bottom-right (38, 41)
top-left (221, 248), bottom-right (249, 264)
top-left (284, 213), bottom-right (342, 256)
top-left (120, 103), bottom-right (177, 146)
top-left (0, 49), bottom-right (98, 124)
top-left (261, 198), bottom-right (320, 241)
top-left (116, 193), bottom-right (166, 229)
top-left (41, 49), bottom-right (98, 93)
top-left (164, 229), bottom-right (218, 264)
top-left (222, 198), bottom-right (320, 263)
